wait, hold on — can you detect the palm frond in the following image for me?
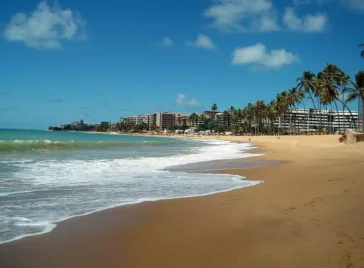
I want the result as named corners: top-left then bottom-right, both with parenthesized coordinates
top-left (345, 93), bottom-right (358, 104)
top-left (355, 71), bottom-right (364, 88)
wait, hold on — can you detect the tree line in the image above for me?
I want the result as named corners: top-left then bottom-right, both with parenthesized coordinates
top-left (96, 44), bottom-right (364, 134)
top-left (189, 65), bottom-right (364, 134)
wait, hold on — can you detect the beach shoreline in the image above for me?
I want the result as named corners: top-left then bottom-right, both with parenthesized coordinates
top-left (1, 135), bottom-right (364, 268)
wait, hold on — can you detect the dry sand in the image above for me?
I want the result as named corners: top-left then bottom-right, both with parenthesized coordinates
top-left (1, 135), bottom-right (364, 268)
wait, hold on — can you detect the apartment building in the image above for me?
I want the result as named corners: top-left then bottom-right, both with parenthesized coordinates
top-left (120, 116), bottom-right (137, 125)
top-left (174, 113), bottom-right (190, 127)
top-left (275, 109), bottom-right (359, 132)
top-left (154, 112), bottom-right (175, 129)
top-left (139, 114), bottom-right (153, 127)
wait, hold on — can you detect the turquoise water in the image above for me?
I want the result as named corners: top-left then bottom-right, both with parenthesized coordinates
top-left (0, 129), bottom-right (260, 244)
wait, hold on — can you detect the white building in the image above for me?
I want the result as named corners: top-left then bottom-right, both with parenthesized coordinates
top-left (120, 116), bottom-right (137, 125)
top-left (137, 114), bottom-right (153, 126)
top-left (275, 109), bottom-right (359, 133)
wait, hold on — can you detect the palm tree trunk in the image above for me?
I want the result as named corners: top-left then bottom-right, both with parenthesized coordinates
top-left (336, 98), bottom-right (357, 130)
top-left (333, 101), bottom-right (340, 133)
top-left (361, 96), bottom-right (364, 130)
top-left (330, 103), bottom-right (333, 134)
top-left (316, 97), bottom-right (321, 131)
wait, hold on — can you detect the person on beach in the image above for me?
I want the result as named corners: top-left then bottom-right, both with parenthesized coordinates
top-left (338, 133), bottom-right (346, 143)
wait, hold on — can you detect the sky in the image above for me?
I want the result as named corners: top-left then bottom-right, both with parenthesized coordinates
top-left (0, 0), bottom-right (363, 129)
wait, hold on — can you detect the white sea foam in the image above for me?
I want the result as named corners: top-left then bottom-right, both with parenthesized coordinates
top-left (0, 191), bottom-right (34, 197)
top-left (0, 139), bottom-right (263, 244)
top-left (13, 140), bottom-right (260, 185)
top-left (1, 223), bottom-right (57, 244)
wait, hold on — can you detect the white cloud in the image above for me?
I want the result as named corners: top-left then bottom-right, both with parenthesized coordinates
top-left (175, 94), bottom-right (202, 107)
top-left (231, 43), bottom-right (297, 69)
top-left (3, 1), bottom-right (86, 49)
top-left (161, 37), bottom-right (174, 47)
top-left (203, 0), bottom-right (329, 33)
top-left (186, 34), bottom-right (216, 50)
top-left (283, 7), bottom-right (328, 32)
top-left (203, 0), bottom-right (279, 32)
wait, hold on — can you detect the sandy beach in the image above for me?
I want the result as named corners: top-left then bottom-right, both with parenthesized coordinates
top-left (1, 135), bottom-right (364, 268)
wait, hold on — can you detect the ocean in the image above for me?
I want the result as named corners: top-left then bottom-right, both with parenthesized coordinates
top-left (0, 129), bottom-right (261, 244)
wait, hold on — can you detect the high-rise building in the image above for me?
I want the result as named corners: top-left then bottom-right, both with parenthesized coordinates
top-left (274, 109), bottom-right (358, 132)
top-left (174, 113), bottom-right (190, 127)
top-left (120, 116), bottom-right (137, 125)
top-left (139, 114), bottom-right (153, 126)
top-left (155, 112), bottom-right (175, 130)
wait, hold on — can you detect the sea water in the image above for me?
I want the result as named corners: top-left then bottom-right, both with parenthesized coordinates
top-left (0, 129), bottom-right (261, 244)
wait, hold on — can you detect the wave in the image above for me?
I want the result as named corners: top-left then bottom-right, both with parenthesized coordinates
top-left (0, 177), bottom-right (261, 245)
top-left (0, 139), bottom-right (263, 244)
top-left (0, 140), bottom-right (170, 153)
top-left (0, 191), bottom-right (34, 197)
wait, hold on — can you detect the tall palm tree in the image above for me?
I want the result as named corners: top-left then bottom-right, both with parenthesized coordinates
top-left (211, 103), bottom-right (218, 123)
top-left (229, 106), bottom-right (236, 126)
top-left (316, 64), bottom-right (342, 132)
top-left (346, 71), bottom-right (364, 130)
top-left (336, 71), bottom-right (351, 132)
top-left (177, 117), bottom-right (182, 129)
top-left (317, 64), bottom-right (357, 131)
top-left (239, 108), bottom-right (247, 133)
top-left (297, 71), bottom-right (318, 111)
top-left (244, 103), bottom-right (254, 134)
top-left (198, 113), bottom-right (205, 123)
top-left (254, 100), bottom-right (266, 134)
top-left (272, 92), bottom-right (288, 134)
top-left (287, 88), bottom-right (305, 133)
top-left (223, 110), bottom-right (231, 128)
top-left (359, 43), bottom-right (364, 58)
top-left (189, 113), bottom-right (199, 127)
top-left (266, 101), bottom-right (278, 135)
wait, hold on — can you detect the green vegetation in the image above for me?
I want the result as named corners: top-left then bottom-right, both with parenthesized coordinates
top-left (209, 64), bottom-right (363, 134)
top-left (95, 122), bottom-right (110, 132)
top-left (189, 113), bottom-right (199, 126)
top-left (345, 71), bottom-right (364, 129)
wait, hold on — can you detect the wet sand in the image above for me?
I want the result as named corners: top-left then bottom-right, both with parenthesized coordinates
top-left (1, 135), bottom-right (364, 268)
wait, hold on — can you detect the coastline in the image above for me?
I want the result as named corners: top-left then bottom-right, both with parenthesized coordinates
top-left (0, 136), bottom-right (257, 245)
top-left (1, 135), bottom-right (364, 267)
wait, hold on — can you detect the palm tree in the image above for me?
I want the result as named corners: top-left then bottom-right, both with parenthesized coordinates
top-left (287, 88), bottom-right (305, 133)
top-left (211, 103), bottom-right (218, 118)
top-left (278, 91), bottom-right (290, 131)
top-left (244, 103), bottom-right (254, 134)
top-left (177, 117), bottom-right (182, 129)
top-left (316, 65), bottom-right (341, 132)
top-left (223, 110), bottom-right (231, 128)
top-left (229, 106), bottom-right (236, 127)
top-left (266, 101), bottom-right (278, 135)
top-left (297, 71), bottom-right (318, 111)
top-left (189, 113), bottom-right (199, 127)
top-left (317, 64), bottom-right (357, 131)
top-left (198, 113), bottom-right (205, 124)
top-left (254, 100), bottom-right (265, 134)
top-left (359, 43), bottom-right (364, 58)
top-left (337, 71), bottom-right (352, 132)
top-left (346, 71), bottom-right (364, 130)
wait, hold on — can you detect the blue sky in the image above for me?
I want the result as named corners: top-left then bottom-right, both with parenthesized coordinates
top-left (0, 0), bottom-right (363, 129)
